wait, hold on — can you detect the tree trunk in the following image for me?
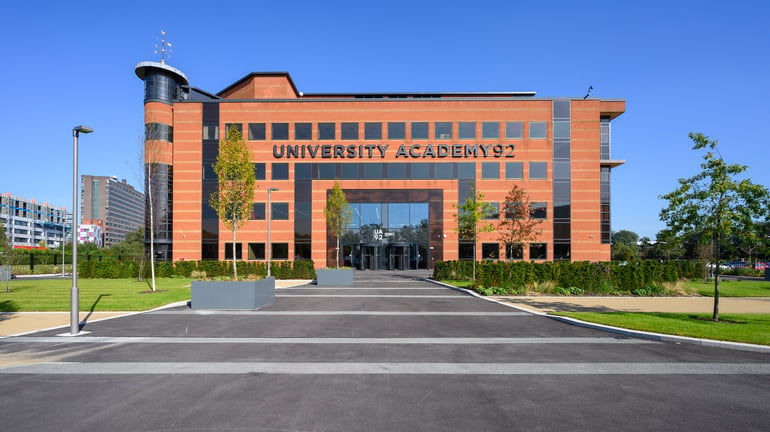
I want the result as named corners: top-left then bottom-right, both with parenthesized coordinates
top-left (232, 223), bottom-right (238, 280)
top-left (336, 236), bottom-right (340, 269)
top-left (713, 231), bottom-right (720, 322)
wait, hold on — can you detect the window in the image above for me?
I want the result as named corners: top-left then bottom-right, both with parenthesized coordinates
top-left (225, 123), bottom-right (242, 135)
top-left (341, 122), bottom-right (358, 140)
top-left (481, 162), bottom-right (499, 179)
top-left (458, 122), bottom-right (476, 139)
top-left (482, 243), bottom-right (499, 260)
top-left (253, 163), bottom-right (266, 180)
top-left (272, 123), bottom-right (289, 140)
top-left (388, 122), bottom-right (406, 139)
top-left (506, 243), bottom-right (523, 260)
top-left (458, 242), bottom-right (475, 260)
top-left (319, 123), bottom-right (336, 140)
top-left (529, 243), bottom-right (547, 260)
top-left (341, 163), bottom-right (359, 179)
top-left (248, 243), bottom-right (265, 260)
top-left (554, 244), bottom-right (571, 260)
top-left (319, 164), bottom-right (335, 179)
top-left (529, 162), bottom-right (547, 179)
top-left (272, 202), bottom-right (289, 220)
top-left (272, 163), bottom-right (289, 180)
top-left (248, 123), bottom-right (265, 140)
top-left (506, 161), bottom-right (523, 179)
top-left (364, 123), bottom-right (382, 140)
top-left (294, 243), bottom-right (311, 260)
top-left (387, 163), bottom-right (407, 179)
top-left (483, 202), bottom-right (500, 220)
top-left (529, 122), bottom-right (547, 139)
top-left (411, 122), bottom-right (428, 139)
top-left (272, 243), bottom-right (289, 260)
top-left (295, 123), bottom-right (312, 140)
top-left (224, 243), bottom-right (243, 260)
top-left (531, 202), bottom-right (547, 219)
top-left (435, 122), bottom-right (452, 139)
top-left (364, 163), bottom-right (383, 179)
top-left (250, 203), bottom-right (265, 220)
top-left (505, 122), bottom-right (523, 139)
top-left (482, 122), bottom-right (499, 139)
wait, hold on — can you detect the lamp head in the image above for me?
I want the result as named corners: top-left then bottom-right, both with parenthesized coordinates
top-left (73, 125), bottom-right (94, 134)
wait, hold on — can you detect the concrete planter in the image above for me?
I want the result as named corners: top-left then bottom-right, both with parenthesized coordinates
top-left (191, 278), bottom-right (275, 310)
top-left (316, 268), bottom-right (354, 286)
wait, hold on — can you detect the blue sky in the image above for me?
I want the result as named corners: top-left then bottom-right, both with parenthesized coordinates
top-left (1, 0), bottom-right (768, 239)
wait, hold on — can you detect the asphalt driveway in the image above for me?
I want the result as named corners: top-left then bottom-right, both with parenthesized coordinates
top-left (0, 270), bottom-right (768, 431)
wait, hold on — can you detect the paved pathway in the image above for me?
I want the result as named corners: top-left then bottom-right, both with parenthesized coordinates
top-left (0, 270), bottom-right (768, 431)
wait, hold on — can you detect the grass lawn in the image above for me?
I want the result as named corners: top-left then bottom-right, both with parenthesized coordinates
top-left (554, 311), bottom-right (770, 346)
top-left (683, 279), bottom-right (770, 297)
top-left (0, 278), bottom-right (192, 312)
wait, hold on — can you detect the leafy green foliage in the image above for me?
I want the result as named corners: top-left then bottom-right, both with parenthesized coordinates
top-left (209, 126), bottom-right (256, 279)
top-left (453, 182), bottom-right (495, 280)
top-left (324, 181), bottom-right (352, 268)
top-left (659, 132), bottom-right (770, 320)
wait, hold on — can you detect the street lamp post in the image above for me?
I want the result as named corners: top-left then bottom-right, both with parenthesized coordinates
top-left (71, 125), bottom-right (93, 335)
top-left (266, 187), bottom-right (279, 278)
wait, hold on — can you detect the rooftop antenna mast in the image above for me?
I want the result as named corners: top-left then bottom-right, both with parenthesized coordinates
top-left (154, 30), bottom-right (173, 64)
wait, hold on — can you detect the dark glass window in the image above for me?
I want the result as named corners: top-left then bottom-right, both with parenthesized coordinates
top-left (201, 243), bottom-right (218, 260)
top-left (458, 243), bottom-right (475, 260)
top-left (272, 202), bottom-right (289, 220)
top-left (529, 243), bottom-right (547, 260)
top-left (554, 141), bottom-right (570, 159)
top-left (272, 123), bottom-right (289, 140)
top-left (529, 122), bottom-right (547, 139)
top-left (482, 122), bottom-right (499, 139)
top-left (435, 122), bottom-right (452, 139)
top-left (505, 122), bottom-right (523, 139)
top-left (294, 243), bottom-right (311, 260)
top-left (458, 122), bottom-right (476, 139)
top-left (224, 243), bottom-right (243, 260)
top-left (484, 202), bottom-right (500, 220)
top-left (272, 163), bottom-right (289, 180)
top-left (481, 162), bottom-right (499, 179)
top-left (553, 100), bottom-right (571, 119)
top-left (146, 123), bottom-right (173, 142)
top-left (248, 123), bottom-right (265, 140)
top-left (506, 243), bottom-right (523, 260)
top-left (203, 164), bottom-right (215, 180)
top-left (554, 121), bottom-right (570, 139)
top-left (458, 163), bottom-right (475, 180)
top-left (388, 122), bottom-right (406, 139)
top-left (295, 163), bottom-right (312, 180)
top-left (482, 243), bottom-right (499, 260)
top-left (251, 203), bottom-right (265, 220)
top-left (319, 164), bottom-right (336, 179)
top-left (531, 202), bottom-right (547, 219)
top-left (225, 123), bottom-right (242, 135)
top-left (341, 122), bottom-right (358, 140)
top-left (387, 163), bottom-right (407, 179)
top-left (253, 163), bottom-right (266, 180)
top-left (411, 163), bottom-right (429, 179)
top-left (434, 163), bottom-right (453, 179)
top-left (341, 163), bottom-right (359, 179)
top-left (364, 123), bottom-right (382, 140)
top-left (529, 162), bottom-right (547, 179)
top-left (318, 123), bottom-right (336, 140)
top-left (295, 123), bottom-right (312, 140)
top-left (554, 243), bottom-right (571, 260)
top-left (248, 243), bottom-right (265, 260)
top-left (506, 162), bottom-right (523, 179)
top-left (203, 124), bottom-right (219, 140)
top-left (272, 243), bottom-right (289, 260)
top-left (411, 122), bottom-right (429, 139)
top-left (364, 163), bottom-right (382, 179)
top-left (554, 222), bottom-right (570, 241)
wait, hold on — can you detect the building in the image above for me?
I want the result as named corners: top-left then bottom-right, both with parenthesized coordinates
top-left (0, 193), bottom-right (68, 249)
top-left (78, 221), bottom-right (104, 247)
top-left (135, 61), bottom-right (625, 268)
top-left (81, 175), bottom-right (145, 247)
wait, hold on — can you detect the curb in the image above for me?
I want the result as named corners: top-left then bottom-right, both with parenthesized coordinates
top-left (424, 279), bottom-right (770, 354)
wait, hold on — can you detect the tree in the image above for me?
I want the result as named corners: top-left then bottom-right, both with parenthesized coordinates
top-left (0, 222), bottom-right (11, 292)
top-left (453, 182), bottom-right (495, 280)
top-left (210, 126), bottom-right (256, 280)
top-left (324, 181), bottom-right (352, 268)
top-left (610, 230), bottom-right (640, 261)
top-left (660, 132), bottom-right (770, 321)
top-left (496, 185), bottom-right (542, 259)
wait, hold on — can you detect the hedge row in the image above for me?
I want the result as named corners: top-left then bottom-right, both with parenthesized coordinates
top-left (433, 260), bottom-right (701, 295)
top-left (78, 260), bottom-right (317, 280)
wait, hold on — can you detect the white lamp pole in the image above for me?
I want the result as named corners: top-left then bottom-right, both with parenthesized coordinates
top-left (266, 187), bottom-right (279, 278)
top-left (71, 125), bottom-right (93, 335)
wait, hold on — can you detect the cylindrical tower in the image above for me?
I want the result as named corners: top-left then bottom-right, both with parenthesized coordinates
top-left (134, 61), bottom-right (188, 261)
